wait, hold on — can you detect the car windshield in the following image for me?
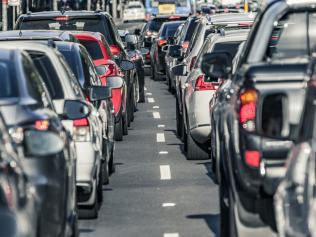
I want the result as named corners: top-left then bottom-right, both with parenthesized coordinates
top-left (79, 40), bottom-right (104, 60)
top-left (19, 17), bottom-right (115, 44)
top-left (0, 61), bottom-right (18, 98)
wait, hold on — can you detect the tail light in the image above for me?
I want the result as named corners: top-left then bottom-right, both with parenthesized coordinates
top-left (158, 39), bottom-right (167, 47)
top-left (146, 51), bottom-right (150, 60)
top-left (239, 89), bottom-right (258, 132)
top-left (245, 150), bottom-right (261, 168)
top-left (109, 45), bottom-right (121, 56)
top-left (182, 41), bottom-right (189, 49)
top-left (34, 120), bottom-right (49, 131)
top-left (195, 75), bottom-right (218, 91)
top-left (73, 118), bottom-right (90, 142)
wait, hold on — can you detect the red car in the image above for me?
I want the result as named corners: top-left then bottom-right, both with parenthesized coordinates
top-left (74, 32), bottom-right (128, 141)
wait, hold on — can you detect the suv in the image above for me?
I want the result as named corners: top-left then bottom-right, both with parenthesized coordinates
top-left (201, 0), bottom-right (316, 236)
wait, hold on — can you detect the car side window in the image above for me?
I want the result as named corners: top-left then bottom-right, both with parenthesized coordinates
top-left (79, 49), bottom-right (101, 87)
top-left (266, 12), bottom-right (308, 60)
top-left (22, 55), bottom-right (52, 109)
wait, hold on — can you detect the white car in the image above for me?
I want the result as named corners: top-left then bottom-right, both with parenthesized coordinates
top-left (123, 2), bottom-right (146, 23)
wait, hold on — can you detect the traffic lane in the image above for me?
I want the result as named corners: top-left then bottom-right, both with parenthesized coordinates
top-left (79, 76), bottom-right (219, 237)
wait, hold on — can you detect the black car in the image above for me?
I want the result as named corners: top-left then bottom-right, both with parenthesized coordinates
top-left (201, 0), bottom-right (316, 235)
top-left (0, 113), bottom-right (39, 237)
top-left (151, 20), bottom-right (184, 80)
top-left (274, 63), bottom-right (316, 237)
top-left (0, 46), bottom-right (91, 237)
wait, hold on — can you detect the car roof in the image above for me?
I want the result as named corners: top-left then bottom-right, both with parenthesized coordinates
top-left (207, 13), bottom-right (256, 24)
top-left (0, 30), bottom-right (77, 41)
top-left (20, 10), bottom-right (111, 19)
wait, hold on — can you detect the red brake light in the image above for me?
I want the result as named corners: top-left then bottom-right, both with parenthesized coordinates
top-left (54, 16), bottom-right (69, 21)
top-left (146, 52), bottom-right (150, 60)
top-left (158, 39), bottom-right (167, 46)
top-left (195, 75), bottom-right (218, 91)
top-left (110, 45), bottom-right (121, 56)
top-left (73, 118), bottom-right (89, 127)
top-left (245, 150), bottom-right (261, 168)
top-left (169, 16), bottom-right (181, 20)
top-left (34, 120), bottom-right (50, 131)
top-left (182, 41), bottom-right (189, 49)
top-left (239, 89), bottom-right (258, 131)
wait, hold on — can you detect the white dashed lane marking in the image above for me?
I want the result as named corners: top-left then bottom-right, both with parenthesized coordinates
top-left (153, 106), bottom-right (160, 109)
top-left (156, 133), bottom-right (165, 142)
top-left (148, 98), bottom-right (155, 103)
top-left (164, 233), bottom-right (179, 237)
top-left (153, 112), bottom-right (161, 119)
top-left (159, 151), bottom-right (169, 155)
top-left (146, 92), bottom-right (152, 96)
top-left (160, 165), bottom-right (171, 180)
top-left (162, 203), bottom-right (176, 207)
top-left (158, 124), bottom-right (165, 128)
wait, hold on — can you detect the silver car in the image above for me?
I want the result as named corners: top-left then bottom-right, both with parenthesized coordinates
top-left (183, 31), bottom-right (249, 160)
top-left (4, 42), bottom-right (105, 218)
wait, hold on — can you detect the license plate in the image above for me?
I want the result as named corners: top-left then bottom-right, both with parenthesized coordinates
top-left (158, 4), bottom-right (176, 14)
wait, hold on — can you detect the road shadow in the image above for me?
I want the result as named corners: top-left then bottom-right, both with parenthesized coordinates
top-left (187, 213), bottom-right (220, 237)
top-left (79, 228), bottom-right (95, 233)
top-left (164, 129), bottom-right (178, 137)
top-left (196, 161), bottom-right (217, 184)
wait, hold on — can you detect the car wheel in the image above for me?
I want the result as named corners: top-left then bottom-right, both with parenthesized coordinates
top-left (70, 213), bottom-right (79, 237)
top-left (186, 125), bottom-right (209, 160)
top-left (101, 160), bottom-right (109, 185)
top-left (130, 90), bottom-right (135, 122)
top-left (167, 74), bottom-right (172, 92)
top-left (182, 119), bottom-right (187, 152)
top-left (220, 167), bottom-right (230, 237)
top-left (114, 119), bottom-right (123, 141)
top-left (109, 151), bottom-right (115, 174)
top-left (134, 76), bottom-right (139, 110)
top-left (123, 112), bottom-right (128, 135)
top-left (97, 171), bottom-right (103, 204)
top-left (176, 97), bottom-right (182, 138)
top-left (79, 181), bottom-right (98, 219)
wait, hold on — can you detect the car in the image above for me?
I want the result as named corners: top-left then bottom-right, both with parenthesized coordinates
top-left (0, 112), bottom-right (39, 237)
top-left (0, 45), bottom-right (91, 236)
top-left (151, 20), bottom-right (184, 80)
top-left (123, 1), bottom-right (146, 23)
top-left (200, 1), bottom-right (316, 235)
top-left (274, 65), bottom-right (316, 237)
top-left (181, 30), bottom-right (249, 160)
top-left (138, 15), bottom-right (188, 49)
top-left (73, 31), bottom-right (129, 141)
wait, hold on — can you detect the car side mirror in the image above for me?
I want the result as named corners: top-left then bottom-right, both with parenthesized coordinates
top-left (89, 86), bottom-right (112, 101)
top-left (63, 100), bottom-right (90, 120)
top-left (169, 45), bottom-right (182, 58)
top-left (172, 64), bottom-right (187, 76)
top-left (201, 52), bottom-right (232, 79)
top-left (24, 130), bottom-right (65, 157)
top-left (162, 45), bottom-right (170, 53)
top-left (120, 59), bottom-right (135, 71)
top-left (106, 76), bottom-right (124, 89)
top-left (134, 28), bottom-right (141, 36)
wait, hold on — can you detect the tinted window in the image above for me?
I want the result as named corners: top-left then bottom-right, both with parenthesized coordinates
top-left (30, 53), bottom-right (64, 99)
top-left (149, 17), bottom-right (186, 32)
top-left (0, 61), bottom-right (18, 98)
top-left (267, 12), bottom-right (308, 60)
top-left (79, 40), bottom-right (104, 60)
top-left (161, 23), bottom-right (182, 38)
top-left (79, 49), bottom-right (101, 88)
top-left (20, 17), bottom-right (115, 44)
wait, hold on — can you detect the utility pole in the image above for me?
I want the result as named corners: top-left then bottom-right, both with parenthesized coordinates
top-left (87, 0), bottom-right (91, 10)
top-left (112, 0), bottom-right (117, 19)
top-left (53, 0), bottom-right (58, 11)
top-left (2, 0), bottom-right (7, 31)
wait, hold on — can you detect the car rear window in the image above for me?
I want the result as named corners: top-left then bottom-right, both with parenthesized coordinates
top-left (79, 40), bottom-right (104, 60)
top-left (19, 17), bottom-right (115, 44)
top-left (161, 23), bottom-right (182, 38)
top-left (149, 17), bottom-right (187, 32)
top-left (0, 61), bottom-right (18, 98)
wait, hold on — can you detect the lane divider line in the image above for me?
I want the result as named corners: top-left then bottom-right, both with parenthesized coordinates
top-left (158, 124), bottom-right (165, 128)
top-left (162, 203), bottom-right (176, 207)
top-left (156, 133), bottom-right (165, 142)
top-left (164, 233), bottom-right (179, 237)
top-left (160, 165), bottom-right (171, 180)
top-left (146, 92), bottom-right (152, 96)
top-left (148, 98), bottom-right (155, 103)
top-left (144, 87), bottom-right (147, 91)
top-left (159, 151), bottom-right (169, 155)
top-left (153, 106), bottom-right (160, 109)
top-left (153, 112), bottom-right (161, 119)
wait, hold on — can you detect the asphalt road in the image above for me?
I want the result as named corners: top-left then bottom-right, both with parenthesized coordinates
top-left (78, 76), bottom-right (220, 237)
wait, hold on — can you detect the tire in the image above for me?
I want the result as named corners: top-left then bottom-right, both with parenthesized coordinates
top-left (79, 182), bottom-right (98, 219)
top-left (134, 76), bottom-right (139, 110)
top-left (97, 171), bottom-right (103, 203)
top-left (167, 74), bottom-right (172, 92)
top-left (220, 168), bottom-right (230, 237)
top-left (186, 126), bottom-right (209, 160)
top-left (101, 160), bottom-right (109, 185)
top-left (114, 119), bottom-right (123, 141)
top-left (176, 97), bottom-right (182, 138)
top-left (109, 152), bottom-right (115, 174)
top-left (71, 213), bottom-right (79, 237)
top-left (123, 112), bottom-right (128, 135)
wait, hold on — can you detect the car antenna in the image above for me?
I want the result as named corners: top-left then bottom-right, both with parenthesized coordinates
top-left (18, 15), bottom-right (25, 37)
